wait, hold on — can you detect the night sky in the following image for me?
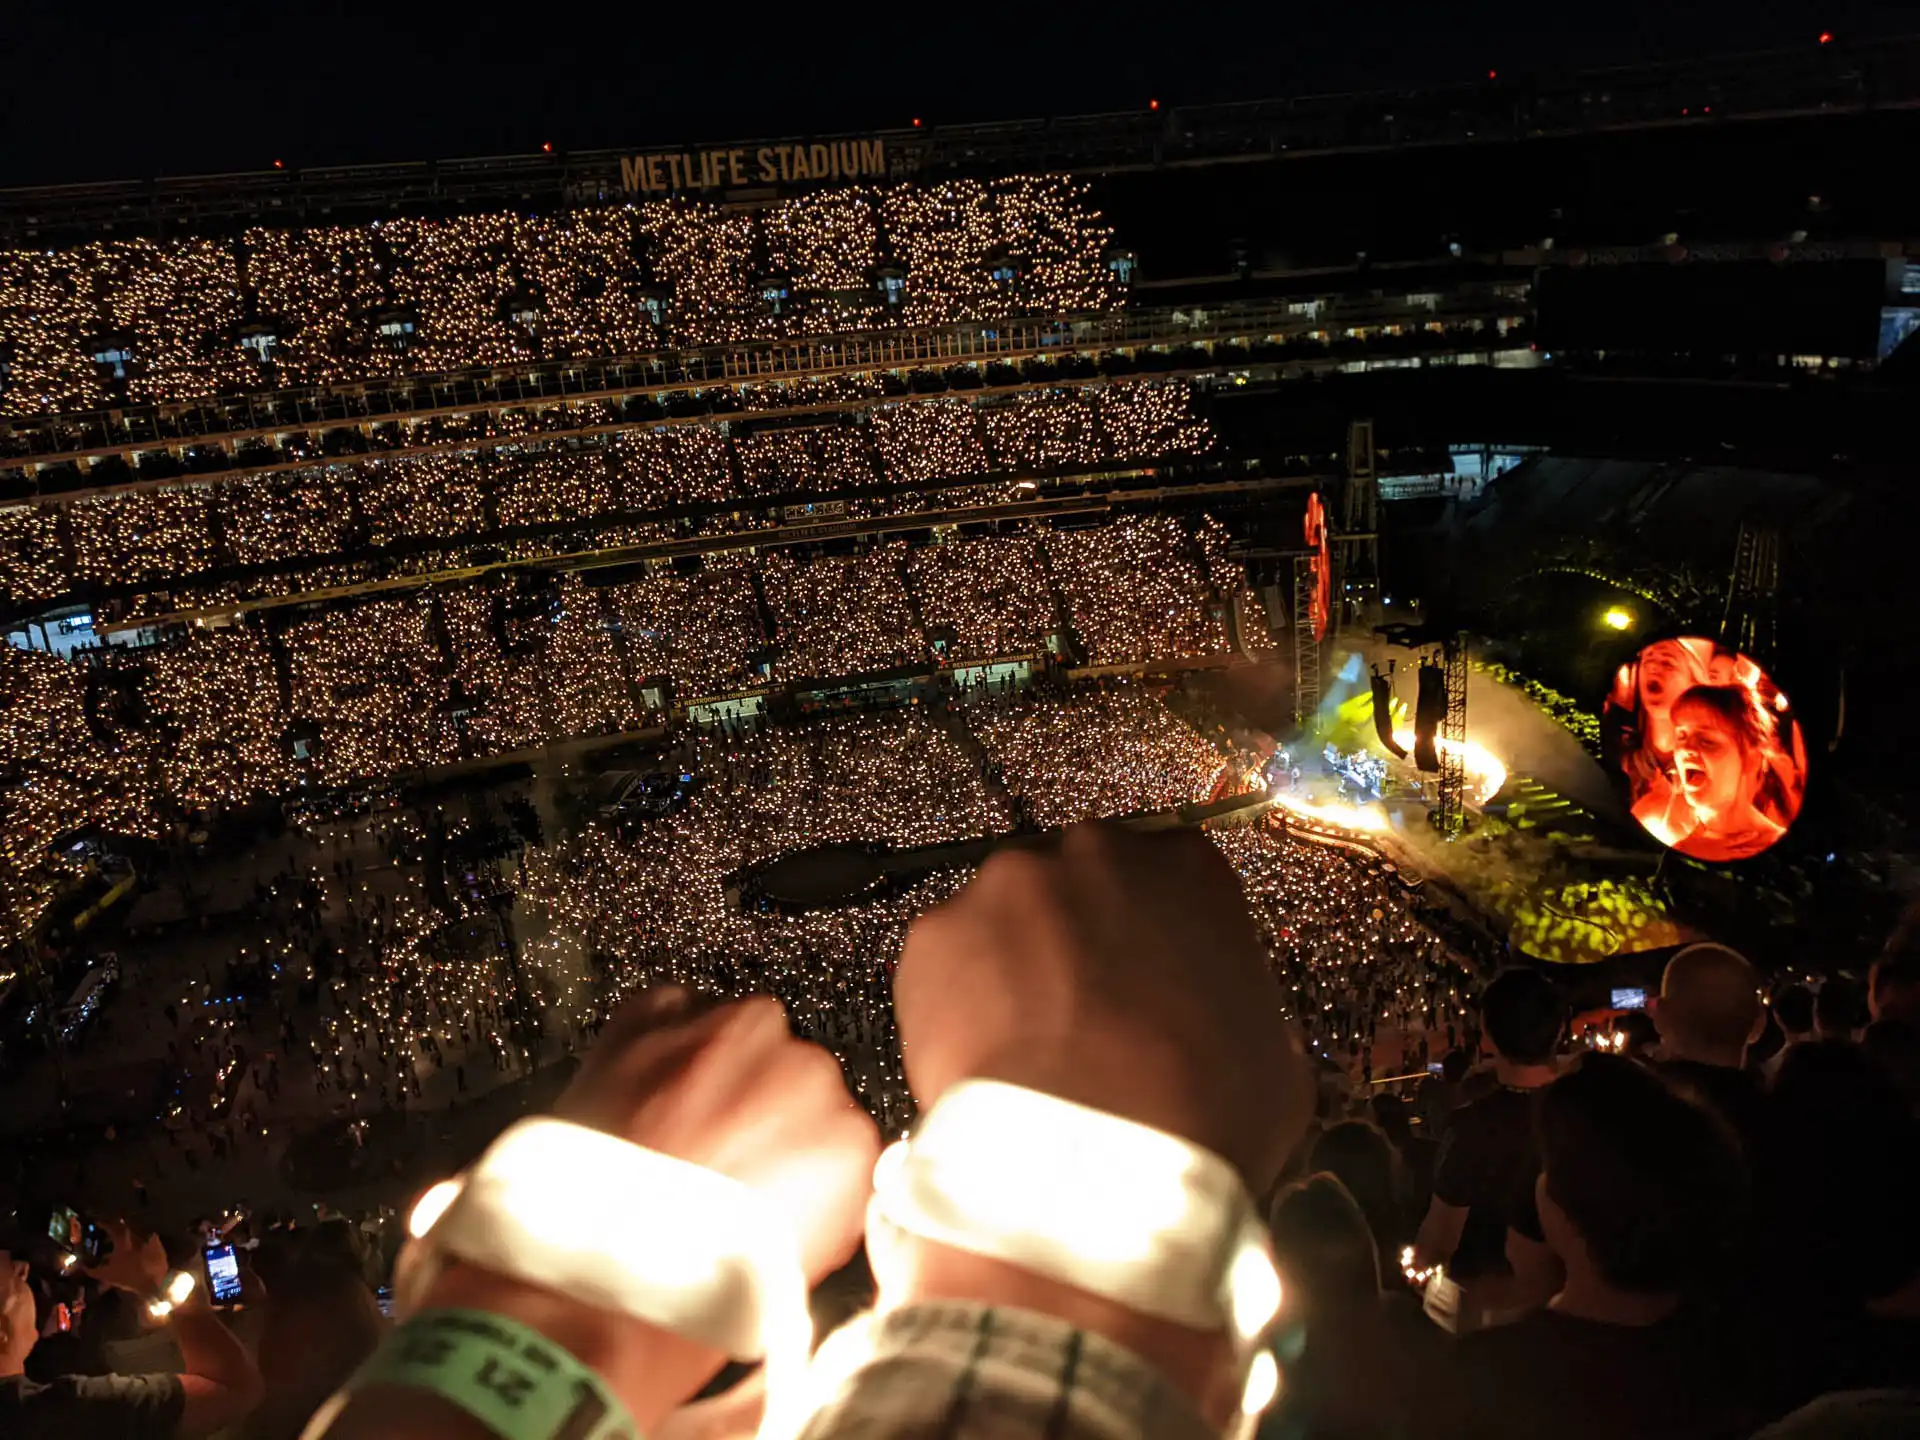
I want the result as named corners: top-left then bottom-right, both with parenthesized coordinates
top-left (1, 1), bottom-right (1911, 187)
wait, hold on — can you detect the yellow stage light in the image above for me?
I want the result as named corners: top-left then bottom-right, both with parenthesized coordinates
top-left (1603, 607), bottom-right (1633, 631)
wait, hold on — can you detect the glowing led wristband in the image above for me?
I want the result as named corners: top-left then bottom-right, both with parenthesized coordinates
top-left (403, 1118), bottom-right (812, 1410)
top-left (147, 1269), bottom-right (196, 1320)
top-left (868, 1079), bottom-right (1282, 1341)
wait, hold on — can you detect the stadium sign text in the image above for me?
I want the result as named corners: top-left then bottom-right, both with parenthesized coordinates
top-left (618, 138), bottom-right (888, 195)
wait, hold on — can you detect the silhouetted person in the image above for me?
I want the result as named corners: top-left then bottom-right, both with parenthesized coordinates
top-left (1762, 983), bottom-right (1815, 1083)
top-left (1310, 1119), bottom-right (1411, 1271)
top-left (1412, 968), bottom-right (1561, 1307)
top-left (1652, 943), bottom-right (1769, 1153)
top-left (1430, 1055), bottom-right (1763, 1440)
top-left (1263, 1174), bottom-right (1433, 1440)
top-left (1752, 1041), bottom-right (1920, 1406)
top-left (1815, 975), bottom-right (1866, 1042)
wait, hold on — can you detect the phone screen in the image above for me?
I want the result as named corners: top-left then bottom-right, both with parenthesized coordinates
top-left (204, 1242), bottom-right (243, 1305)
top-left (1611, 987), bottom-right (1648, 1011)
top-left (48, 1206), bottom-right (82, 1250)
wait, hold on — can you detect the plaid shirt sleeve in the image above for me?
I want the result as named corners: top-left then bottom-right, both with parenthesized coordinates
top-left (794, 1302), bottom-right (1218, 1440)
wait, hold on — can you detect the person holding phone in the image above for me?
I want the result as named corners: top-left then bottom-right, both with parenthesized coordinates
top-left (1, 1221), bottom-right (263, 1438)
top-left (244, 1222), bottom-right (387, 1440)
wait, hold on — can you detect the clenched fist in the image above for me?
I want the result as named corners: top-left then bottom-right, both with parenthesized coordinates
top-left (896, 823), bottom-right (1310, 1192)
top-left (556, 987), bottom-right (880, 1283)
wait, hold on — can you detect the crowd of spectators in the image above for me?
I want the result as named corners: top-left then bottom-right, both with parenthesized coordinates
top-left (1361, 946), bottom-right (1920, 1439)
top-left (1215, 823), bottom-right (1475, 1080)
top-left (0, 177), bottom-right (1122, 417)
top-left (983, 391), bottom-right (1103, 471)
top-left (512, 689), bottom-right (1481, 1132)
top-left (762, 544), bottom-right (922, 680)
top-left (907, 533), bottom-right (1054, 658)
top-left (17, 128), bottom-right (1914, 1440)
top-left (0, 380), bottom-right (1212, 609)
top-left (8, 627), bottom-right (1915, 1439)
top-left (67, 490), bottom-right (216, 593)
top-left (518, 711), bottom-right (1010, 1127)
top-left (870, 398), bottom-right (991, 483)
top-left (354, 456), bottom-right (489, 549)
top-left (8, 842), bottom-right (1917, 1438)
top-left (1046, 513), bottom-right (1235, 664)
top-left (969, 684), bottom-right (1226, 827)
top-left (0, 517), bottom-right (1257, 947)
top-left (732, 424), bottom-right (879, 498)
top-left (0, 505), bottom-right (65, 603)
top-left (0, 663), bottom-right (1512, 1436)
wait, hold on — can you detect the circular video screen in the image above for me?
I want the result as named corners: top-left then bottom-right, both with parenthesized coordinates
top-left (1602, 637), bottom-right (1807, 862)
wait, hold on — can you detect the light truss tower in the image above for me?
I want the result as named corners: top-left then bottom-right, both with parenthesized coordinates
top-left (1433, 633), bottom-right (1469, 839)
top-left (1336, 418), bottom-right (1381, 631)
top-left (1292, 553), bottom-right (1322, 729)
top-left (1721, 522), bottom-right (1781, 663)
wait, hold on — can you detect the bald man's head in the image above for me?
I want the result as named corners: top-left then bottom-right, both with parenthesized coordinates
top-left (1655, 943), bottom-right (1764, 1063)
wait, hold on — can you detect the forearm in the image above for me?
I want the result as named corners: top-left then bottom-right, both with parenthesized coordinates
top-left (305, 1385), bottom-right (495, 1440)
top-left (885, 1236), bottom-right (1239, 1429)
top-left (1412, 1199), bottom-right (1466, 1269)
top-left (317, 1249), bottom-right (1232, 1440)
top-left (312, 1260), bottom-right (726, 1439)
top-left (171, 1301), bottom-right (262, 1399)
top-left (797, 1299), bottom-right (1221, 1440)
top-left (1472, 1230), bottom-right (1561, 1324)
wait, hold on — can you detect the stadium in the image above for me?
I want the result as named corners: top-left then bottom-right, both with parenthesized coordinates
top-left (2, 23), bottom-right (1920, 1436)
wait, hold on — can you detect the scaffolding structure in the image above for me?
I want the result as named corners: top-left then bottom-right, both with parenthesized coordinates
top-left (1292, 552), bottom-right (1322, 728)
top-left (1433, 634), bottom-right (1469, 839)
top-left (1721, 521), bottom-right (1781, 662)
top-left (1335, 419), bottom-right (1381, 632)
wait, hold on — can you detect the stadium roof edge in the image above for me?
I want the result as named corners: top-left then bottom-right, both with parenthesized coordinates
top-left (2, 33), bottom-right (1916, 225)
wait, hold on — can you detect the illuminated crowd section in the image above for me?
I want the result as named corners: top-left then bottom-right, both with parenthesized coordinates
top-left (256, 689), bottom-right (1466, 1135)
top-left (907, 533), bottom-right (1056, 658)
top-left (762, 543), bottom-right (924, 679)
top-left (1048, 512), bottom-right (1253, 663)
top-left (969, 687), bottom-right (1228, 827)
top-left (0, 380), bottom-right (1213, 608)
top-left (0, 176), bottom-right (1122, 416)
top-left (0, 514), bottom-right (1258, 945)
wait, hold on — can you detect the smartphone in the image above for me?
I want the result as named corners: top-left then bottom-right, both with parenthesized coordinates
top-left (1611, 987), bottom-right (1648, 1011)
top-left (204, 1241), bottom-right (244, 1306)
top-left (47, 1205), bottom-right (82, 1250)
top-left (1426, 1062), bottom-right (1446, 1077)
top-left (374, 1285), bottom-right (396, 1320)
top-left (47, 1206), bottom-right (109, 1266)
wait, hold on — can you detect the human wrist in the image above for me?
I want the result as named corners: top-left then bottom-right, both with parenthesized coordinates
top-left (422, 1259), bottom-right (725, 1431)
top-left (868, 1080), bottom-right (1281, 1429)
top-left (398, 1116), bottom-right (820, 1434)
top-left (888, 1236), bottom-right (1240, 1424)
top-left (143, 1268), bottom-right (200, 1322)
top-left (104, 1265), bottom-right (170, 1299)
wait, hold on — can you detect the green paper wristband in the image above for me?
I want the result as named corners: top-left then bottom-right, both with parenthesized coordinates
top-left (347, 1308), bottom-right (640, 1440)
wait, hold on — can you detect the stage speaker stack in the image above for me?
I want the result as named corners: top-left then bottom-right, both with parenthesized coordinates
top-left (1415, 661), bottom-right (1445, 773)
top-left (1371, 673), bottom-right (1408, 759)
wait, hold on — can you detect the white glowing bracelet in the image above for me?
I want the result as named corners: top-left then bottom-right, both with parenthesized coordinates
top-left (147, 1269), bottom-right (197, 1320)
top-left (868, 1080), bottom-right (1283, 1349)
top-left (403, 1118), bottom-right (812, 1389)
